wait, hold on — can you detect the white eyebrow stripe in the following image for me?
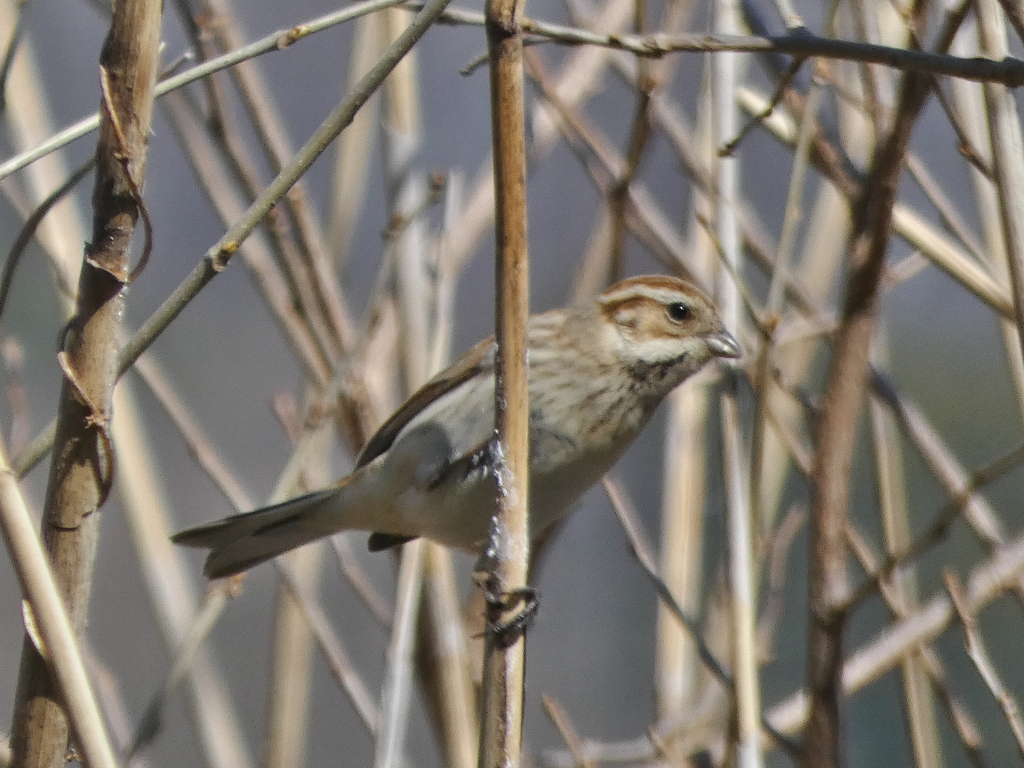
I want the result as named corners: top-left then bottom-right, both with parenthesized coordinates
top-left (601, 286), bottom-right (689, 305)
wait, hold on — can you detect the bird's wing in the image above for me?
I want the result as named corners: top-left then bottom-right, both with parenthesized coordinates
top-left (356, 335), bottom-right (495, 468)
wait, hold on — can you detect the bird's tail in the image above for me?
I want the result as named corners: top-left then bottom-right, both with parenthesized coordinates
top-left (173, 476), bottom-right (364, 578)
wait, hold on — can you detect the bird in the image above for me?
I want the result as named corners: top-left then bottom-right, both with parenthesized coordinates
top-left (172, 275), bottom-right (741, 578)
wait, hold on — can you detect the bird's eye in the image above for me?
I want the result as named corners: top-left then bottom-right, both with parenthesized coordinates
top-left (666, 302), bottom-right (691, 322)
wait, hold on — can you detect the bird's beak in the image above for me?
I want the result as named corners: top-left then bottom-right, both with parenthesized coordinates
top-left (707, 330), bottom-right (742, 360)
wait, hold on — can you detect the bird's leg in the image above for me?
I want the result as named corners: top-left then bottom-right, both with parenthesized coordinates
top-left (473, 520), bottom-right (539, 649)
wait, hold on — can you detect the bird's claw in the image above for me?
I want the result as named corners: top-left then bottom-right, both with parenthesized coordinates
top-left (478, 584), bottom-right (539, 648)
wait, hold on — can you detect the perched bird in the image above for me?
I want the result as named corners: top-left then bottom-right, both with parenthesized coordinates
top-left (173, 275), bottom-right (740, 578)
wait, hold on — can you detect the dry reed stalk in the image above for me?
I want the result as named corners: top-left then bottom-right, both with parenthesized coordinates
top-left (158, 89), bottom-right (333, 384)
top-left (976, 0), bottom-right (1024, 365)
top-left (328, 13), bottom-right (385, 267)
top-left (753, 348), bottom-right (1024, 618)
top-left (366, 84), bottom-right (437, 756)
top-left (111, 383), bottom-right (253, 768)
top-left (604, 476), bottom-right (784, 757)
top-left (404, 177), bottom-right (480, 768)
top-left (261, 380), bottom-right (331, 768)
top-left (949, 27), bottom-right (1024, 422)
top-left (414, 3), bottom-right (1024, 83)
top-left (130, 355), bottom-right (251, 511)
top-left (478, 0), bottom-right (531, 759)
top-left (843, 523), bottom-right (983, 765)
top-left (523, 55), bottom-right (706, 287)
top-left (868, 356), bottom-right (943, 768)
top-left (444, 0), bottom-right (636, 275)
top-left (167, 5), bottom-right (345, 373)
top-left (735, 80), bottom-right (852, 536)
top-left (721, 386), bottom-right (763, 767)
top-left (82, 645), bottom-right (152, 768)
top-left (744, 235), bottom-right (1020, 607)
top-left (749, 210), bottom-right (1024, 614)
top-left (9, 2), bottom-right (162, 765)
top-left (181, 0), bottom-right (356, 358)
top-left (0, 437), bottom-right (117, 768)
top-left (374, 33), bottom-right (466, 767)
top-left (655, 382), bottom-right (711, 721)
top-left (124, 582), bottom-right (234, 760)
top-left (264, 506), bottom-right (325, 768)
top-left (135, 380), bottom-right (383, 753)
top-left (121, 0), bottom-right (454, 379)
top-left (9, 0), bottom-right (458, 489)
top-left (273, 560), bottom-right (383, 735)
top-left (748, 85), bottom-right (830, 541)
top-left (8, 0), bottom-right (1024, 764)
top-left (904, 153), bottom-right (987, 263)
top-left (867, 371), bottom-right (1024, 590)
top-left (96, 3), bottom-right (431, 349)
top-left (737, 86), bottom-right (1016, 319)
top-left (7, 9), bottom-right (452, 765)
top-left (332, 536), bottom-right (395, 630)
top-left (749, 57), bottom-right (827, 528)
top-left (375, 540), bottom-right (426, 768)
top-left (0, 0), bottom-right (91, 486)
top-left (604, 6), bottom-right (654, 284)
top-left (769, 506), bottom-right (1024, 739)
top-left (0, 0), bottom-right (93, 490)
top-left (1, 12), bottom-right (132, 764)
top-left (0, 1), bottom-right (83, 305)
top-left (713, 0), bottom-right (763, 764)
top-left (656, 73), bottom-right (721, 736)
top-left (420, 544), bottom-right (478, 768)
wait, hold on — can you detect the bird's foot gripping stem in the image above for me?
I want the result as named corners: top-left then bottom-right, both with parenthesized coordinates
top-left (473, 561), bottom-right (538, 648)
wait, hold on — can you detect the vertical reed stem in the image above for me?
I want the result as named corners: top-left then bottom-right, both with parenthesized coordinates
top-left (479, 0), bottom-right (530, 761)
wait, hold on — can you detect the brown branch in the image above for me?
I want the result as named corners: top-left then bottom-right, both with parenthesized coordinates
top-left (408, 3), bottom-right (1024, 85)
top-left (8, 2), bottom-right (162, 767)
top-left (802, 4), bottom-right (935, 764)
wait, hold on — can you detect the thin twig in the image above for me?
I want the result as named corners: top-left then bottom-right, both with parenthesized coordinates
top-left (330, 537), bottom-right (394, 630)
top-left (602, 477), bottom-right (801, 757)
top-left (0, 159), bottom-right (94, 326)
top-left (0, 0), bottom-right (410, 181)
top-left (843, 441), bottom-right (1024, 611)
top-left (405, 3), bottom-right (1024, 84)
top-left (542, 696), bottom-right (596, 768)
top-left (9, 0), bottom-right (458, 483)
top-left (945, 572), bottom-right (1024, 760)
top-left (844, 524), bottom-right (986, 768)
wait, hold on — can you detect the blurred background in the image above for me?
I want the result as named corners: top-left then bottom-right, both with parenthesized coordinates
top-left (1, 0), bottom-right (1023, 765)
